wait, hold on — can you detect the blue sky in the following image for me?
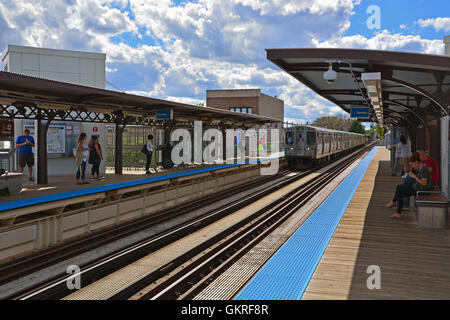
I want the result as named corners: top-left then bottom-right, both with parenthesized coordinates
top-left (0, 0), bottom-right (449, 124)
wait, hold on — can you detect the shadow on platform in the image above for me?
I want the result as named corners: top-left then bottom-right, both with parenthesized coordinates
top-left (347, 160), bottom-right (450, 299)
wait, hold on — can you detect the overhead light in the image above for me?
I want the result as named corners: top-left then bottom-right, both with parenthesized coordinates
top-left (362, 72), bottom-right (383, 127)
top-left (323, 63), bottom-right (338, 85)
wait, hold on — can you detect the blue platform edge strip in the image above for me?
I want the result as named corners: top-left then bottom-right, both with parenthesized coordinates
top-left (0, 155), bottom-right (283, 213)
top-left (235, 147), bottom-right (378, 300)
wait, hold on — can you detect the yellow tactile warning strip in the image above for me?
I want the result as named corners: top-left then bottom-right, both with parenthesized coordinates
top-left (63, 171), bottom-right (320, 300)
top-left (302, 147), bottom-right (450, 300)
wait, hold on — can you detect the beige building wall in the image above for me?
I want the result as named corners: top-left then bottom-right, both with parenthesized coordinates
top-left (2, 45), bottom-right (107, 178)
top-left (206, 89), bottom-right (284, 121)
top-left (259, 93), bottom-right (284, 121)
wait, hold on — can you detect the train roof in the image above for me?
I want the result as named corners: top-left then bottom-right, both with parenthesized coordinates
top-left (286, 124), bottom-right (366, 136)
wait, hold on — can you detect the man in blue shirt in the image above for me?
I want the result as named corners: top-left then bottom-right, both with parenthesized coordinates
top-left (16, 129), bottom-right (35, 181)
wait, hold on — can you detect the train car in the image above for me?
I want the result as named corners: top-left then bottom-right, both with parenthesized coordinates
top-left (285, 125), bottom-right (366, 167)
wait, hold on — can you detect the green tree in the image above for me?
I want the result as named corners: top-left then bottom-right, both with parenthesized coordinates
top-left (311, 114), bottom-right (353, 131)
top-left (349, 120), bottom-right (365, 134)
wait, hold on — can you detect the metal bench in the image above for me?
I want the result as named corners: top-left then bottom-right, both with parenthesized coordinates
top-left (0, 172), bottom-right (23, 195)
top-left (416, 191), bottom-right (449, 229)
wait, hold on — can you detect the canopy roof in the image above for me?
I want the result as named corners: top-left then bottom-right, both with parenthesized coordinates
top-left (0, 71), bottom-right (279, 125)
top-left (266, 48), bottom-right (450, 127)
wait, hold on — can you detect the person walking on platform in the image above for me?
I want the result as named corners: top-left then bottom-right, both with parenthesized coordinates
top-left (16, 129), bottom-right (35, 181)
top-left (417, 150), bottom-right (439, 189)
top-left (386, 152), bottom-right (432, 219)
top-left (75, 133), bottom-right (91, 185)
top-left (144, 134), bottom-right (154, 174)
top-left (88, 135), bottom-right (104, 180)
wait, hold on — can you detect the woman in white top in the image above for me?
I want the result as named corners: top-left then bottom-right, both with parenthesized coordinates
top-left (399, 133), bottom-right (412, 168)
top-left (75, 133), bottom-right (91, 185)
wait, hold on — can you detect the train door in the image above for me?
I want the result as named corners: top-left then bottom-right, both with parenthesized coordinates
top-left (306, 130), bottom-right (316, 158)
top-left (327, 133), bottom-right (331, 154)
top-left (318, 132), bottom-right (323, 156)
top-left (296, 130), bottom-right (304, 154)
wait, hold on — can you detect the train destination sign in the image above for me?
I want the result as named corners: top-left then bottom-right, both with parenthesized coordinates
top-left (350, 107), bottom-right (370, 119)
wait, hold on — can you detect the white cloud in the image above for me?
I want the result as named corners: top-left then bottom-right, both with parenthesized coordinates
top-left (418, 17), bottom-right (450, 32)
top-left (0, 0), bottom-right (446, 125)
top-left (314, 30), bottom-right (444, 55)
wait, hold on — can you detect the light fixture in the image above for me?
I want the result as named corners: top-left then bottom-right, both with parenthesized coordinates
top-left (323, 63), bottom-right (338, 84)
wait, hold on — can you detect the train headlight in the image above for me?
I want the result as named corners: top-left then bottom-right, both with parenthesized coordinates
top-left (306, 147), bottom-right (310, 151)
top-left (289, 147), bottom-right (294, 150)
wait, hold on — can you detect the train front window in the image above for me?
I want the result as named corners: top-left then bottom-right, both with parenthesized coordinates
top-left (306, 132), bottom-right (316, 145)
top-left (286, 131), bottom-right (294, 144)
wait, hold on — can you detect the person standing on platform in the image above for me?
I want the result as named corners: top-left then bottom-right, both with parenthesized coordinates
top-left (398, 133), bottom-right (412, 175)
top-left (75, 133), bottom-right (91, 185)
top-left (145, 134), bottom-right (154, 174)
top-left (417, 149), bottom-right (439, 189)
top-left (16, 129), bottom-right (35, 181)
top-left (88, 135), bottom-right (104, 180)
top-left (391, 136), bottom-right (402, 176)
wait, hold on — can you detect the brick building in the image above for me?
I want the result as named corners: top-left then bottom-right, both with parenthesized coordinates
top-left (206, 89), bottom-right (284, 122)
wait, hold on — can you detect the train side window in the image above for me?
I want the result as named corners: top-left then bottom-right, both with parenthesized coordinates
top-left (307, 132), bottom-right (316, 145)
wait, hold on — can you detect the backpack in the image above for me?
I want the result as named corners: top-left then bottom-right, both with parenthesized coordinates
top-left (141, 144), bottom-right (148, 154)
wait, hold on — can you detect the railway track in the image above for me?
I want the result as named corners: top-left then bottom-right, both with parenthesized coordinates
top-left (5, 144), bottom-right (371, 300)
top-left (136, 143), bottom-right (375, 300)
top-left (7, 169), bottom-right (309, 299)
top-left (0, 167), bottom-right (296, 288)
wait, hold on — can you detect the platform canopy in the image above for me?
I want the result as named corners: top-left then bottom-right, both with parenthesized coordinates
top-left (266, 48), bottom-right (450, 127)
top-left (0, 71), bottom-right (280, 184)
top-left (0, 71), bottom-right (279, 125)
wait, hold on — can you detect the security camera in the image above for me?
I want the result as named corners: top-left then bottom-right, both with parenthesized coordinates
top-left (324, 63), bottom-right (337, 84)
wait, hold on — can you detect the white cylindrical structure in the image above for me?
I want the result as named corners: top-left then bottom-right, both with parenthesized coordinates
top-left (445, 35), bottom-right (450, 57)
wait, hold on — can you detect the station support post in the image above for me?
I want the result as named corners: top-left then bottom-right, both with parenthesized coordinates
top-left (114, 112), bottom-right (125, 175)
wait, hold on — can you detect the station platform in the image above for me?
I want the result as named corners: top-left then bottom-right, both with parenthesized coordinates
top-left (236, 146), bottom-right (450, 300)
top-left (0, 163), bottom-right (221, 204)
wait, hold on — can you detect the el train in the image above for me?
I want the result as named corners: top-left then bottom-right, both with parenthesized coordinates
top-left (285, 125), bottom-right (366, 167)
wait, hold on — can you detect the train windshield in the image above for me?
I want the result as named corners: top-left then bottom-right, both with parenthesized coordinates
top-left (286, 131), bottom-right (294, 144)
top-left (306, 132), bottom-right (316, 145)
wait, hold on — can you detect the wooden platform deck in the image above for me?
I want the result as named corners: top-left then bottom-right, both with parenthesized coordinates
top-left (302, 147), bottom-right (450, 300)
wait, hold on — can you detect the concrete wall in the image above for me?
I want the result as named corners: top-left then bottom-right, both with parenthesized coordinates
top-left (259, 93), bottom-right (284, 121)
top-left (2, 45), bottom-right (106, 87)
top-left (2, 45), bottom-right (107, 177)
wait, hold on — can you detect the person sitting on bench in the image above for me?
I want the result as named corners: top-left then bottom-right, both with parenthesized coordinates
top-left (417, 150), bottom-right (439, 190)
top-left (386, 152), bottom-right (433, 219)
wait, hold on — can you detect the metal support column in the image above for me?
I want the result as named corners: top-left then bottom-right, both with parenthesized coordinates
top-left (114, 112), bottom-right (125, 175)
top-left (36, 109), bottom-right (54, 185)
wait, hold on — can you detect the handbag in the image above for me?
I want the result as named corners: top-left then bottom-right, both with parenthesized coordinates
top-left (75, 144), bottom-right (83, 166)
